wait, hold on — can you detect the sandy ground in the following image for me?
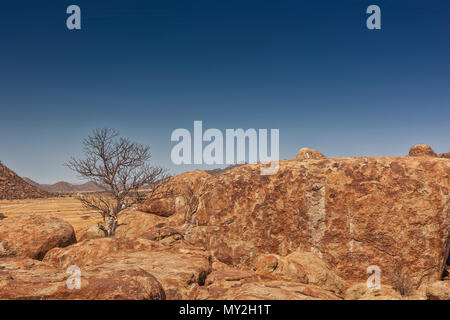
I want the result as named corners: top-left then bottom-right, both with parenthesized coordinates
top-left (0, 197), bottom-right (103, 235)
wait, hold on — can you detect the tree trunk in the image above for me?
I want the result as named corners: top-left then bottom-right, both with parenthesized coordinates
top-left (107, 211), bottom-right (117, 237)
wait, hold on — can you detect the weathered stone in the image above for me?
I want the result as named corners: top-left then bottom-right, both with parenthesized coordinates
top-left (197, 278), bottom-right (340, 300)
top-left (0, 213), bottom-right (76, 260)
top-left (296, 148), bottom-right (325, 160)
top-left (114, 211), bottom-right (166, 238)
top-left (426, 280), bottom-right (450, 300)
top-left (439, 152), bottom-right (450, 159)
top-left (192, 260), bottom-right (340, 299)
top-left (78, 224), bottom-right (107, 241)
top-left (205, 261), bottom-right (258, 286)
top-left (139, 170), bottom-right (210, 217)
top-left (0, 257), bottom-right (165, 300)
top-left (254, 250), bottom-right (344, 294)
top-left (43, 237), bottom-right (212, 299)
top-left (408, 144), bottom-right (437, 157)
top-left (178, 157), bottom-right (450, 288)
top-left (344, 283), bottom-right (402, 300)
top-left (0, 162), bottom-right (48, 200)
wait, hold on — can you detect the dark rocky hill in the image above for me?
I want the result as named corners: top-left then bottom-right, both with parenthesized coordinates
top-left (0, 162), bottom-right (49, 200)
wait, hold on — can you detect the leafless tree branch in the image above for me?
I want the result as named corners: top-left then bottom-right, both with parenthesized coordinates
top-left (66, 128), bottom-right (169, 236)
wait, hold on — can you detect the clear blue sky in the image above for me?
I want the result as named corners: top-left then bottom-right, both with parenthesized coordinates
top-left (0, 1), bottom-right (449, 183)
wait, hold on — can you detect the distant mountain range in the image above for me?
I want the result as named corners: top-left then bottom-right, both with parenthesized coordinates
top-left (23, 178), bottom-right (103, 193)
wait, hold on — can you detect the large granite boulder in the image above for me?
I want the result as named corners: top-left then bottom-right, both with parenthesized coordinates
top-left (0, 213), bottom-right (76, 260)
top-left (171, 156), bottom-right (450, 289)
top-left (0, 257), bottom-right (165, 300)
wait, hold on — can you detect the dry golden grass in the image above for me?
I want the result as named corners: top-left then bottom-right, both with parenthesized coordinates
top-left (0, 197), bottom-right (103, 235)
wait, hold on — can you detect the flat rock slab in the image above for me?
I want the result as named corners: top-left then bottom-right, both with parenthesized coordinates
top-left (0, 257), bottom-right (165, 300)
top-left (179, 157), bottom-right (450, 288)
top-left (198, 278), bottom-right (341, 300)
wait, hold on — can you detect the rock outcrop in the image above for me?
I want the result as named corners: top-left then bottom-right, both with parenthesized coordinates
top-left (254, 250), bottom-right (344, 294)
top-left (2, 145), bottom-right (450, 300)
top-left (194, 261), bottom-right (341, 300)
top-left (115, 211), bottom-right (168, 238)
top-left (0, 257), bottom-right (165, 300)
top-left (408, 144), bottom-right (437, 157)
top-left (43, 237), bottom-right (212, 299)
top-left (0, 213), bottom-right (76, 260)
top-left (77, 224), bottom-right (107, 241)
top-left (296, 148), bottom-right (326, 160)
top-left (344, 283), bottom-right (402, 300)
top-left (0, 162), bottom-right (48, 200)
top-left (23, 178), bottom-right (103, 193)
top-left (440, 152), bottom-right (450, 159)
top-left (139, 170), bottom-right (210, 217)
top-left (149, 154), bottom-right (449, 290)
top-left (425, 281), bottom-right (450, 300)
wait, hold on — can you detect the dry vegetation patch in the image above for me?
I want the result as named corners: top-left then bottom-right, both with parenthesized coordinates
top-left (0, 197), bottom-right (102, 236)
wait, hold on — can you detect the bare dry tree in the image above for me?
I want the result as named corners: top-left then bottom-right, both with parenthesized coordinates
top-left (66, 128), bottom-right (169, 237)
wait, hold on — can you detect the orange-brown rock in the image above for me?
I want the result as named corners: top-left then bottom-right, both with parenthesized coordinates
top-left (440, 152), bottom-right (450, 159)
top-left (344, 283), bottom-right (402, 300)
top-left (0, 213), bottom-right (76, 260)
top-left (408, 144), bottom-right (437, 157)
top-left (254, 250), bottom-right (344, 294)
top-left (43, 237), bottom-right (212, 299)
top-left (296, 148), bottom-right (325, 160)
top-left (77, 224), bottom-right (107, 241)
top-left (199, 280), bottom-right (341, 300)
top-left (0, 257), bottom-right (165, 300)
top-left (115, 211), bottom-right (169, 238)
top-left (139, 170), bottom-right (210, 217)
top-left (425, 280), bottom-right (450, 300)
top-left (204, 261), bottom-right (257, 285)
top-left (198, 274), bottom-right (340, 300)
top-left (192, 259), bottom-right (341, 299)
top-left (172, 156), bottom-right (450, 289)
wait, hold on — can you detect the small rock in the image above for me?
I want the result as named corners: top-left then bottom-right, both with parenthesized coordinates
top-left (408, 144), bottom-right (437, 157)
top-left (296, 148), bottom-right (325, 160)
